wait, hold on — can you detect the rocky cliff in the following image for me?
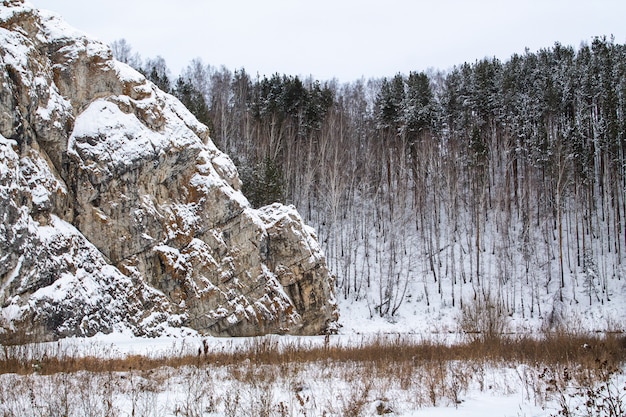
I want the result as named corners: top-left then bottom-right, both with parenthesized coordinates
top-left (0, 0), bottom-right (337, 342)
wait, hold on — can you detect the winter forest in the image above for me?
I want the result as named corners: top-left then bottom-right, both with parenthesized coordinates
top-left (113, 36), bottom-right (626, 331)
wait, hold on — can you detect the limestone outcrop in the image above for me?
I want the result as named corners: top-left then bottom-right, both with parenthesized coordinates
top-left (0, 0), bottom-right (337, 342)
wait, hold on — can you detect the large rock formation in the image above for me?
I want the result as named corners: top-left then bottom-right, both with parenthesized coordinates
top-left (0, 0), bottom-right (337, 342)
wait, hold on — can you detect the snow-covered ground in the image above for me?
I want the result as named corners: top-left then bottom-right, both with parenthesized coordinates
top-left (1, 324), bottom-right (624, 416)
top-left (2, 357), bottom-right (562, 417)
top-left (2, 249), bottom-right (625, 417)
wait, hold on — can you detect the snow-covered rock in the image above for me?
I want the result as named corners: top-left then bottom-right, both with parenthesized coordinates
top-left (0, 0), bottom-right (337, 342)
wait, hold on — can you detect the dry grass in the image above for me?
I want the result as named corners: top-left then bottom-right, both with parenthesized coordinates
top-left (1, 332), bottom-right (624, 376)
top-left (0, 332), bottom-right (624, 416)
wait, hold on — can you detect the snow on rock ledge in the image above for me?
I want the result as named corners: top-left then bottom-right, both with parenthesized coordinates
top-left (0, 0), bottom-right (337, 342)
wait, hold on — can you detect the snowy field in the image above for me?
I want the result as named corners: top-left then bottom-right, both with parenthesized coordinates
top-left (0, 358), bottom-right (563, 417)
top-left (1, 324), bottom-right (624, 416)
top-left (1, 267), bottom-right (625, 417)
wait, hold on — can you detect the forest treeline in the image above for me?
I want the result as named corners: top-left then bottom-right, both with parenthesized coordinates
top-left (113, 37), bottom-right (625, 324)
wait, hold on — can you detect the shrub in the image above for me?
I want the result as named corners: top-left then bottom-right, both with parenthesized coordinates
top-left (459, 293), bottom-right (509, 343)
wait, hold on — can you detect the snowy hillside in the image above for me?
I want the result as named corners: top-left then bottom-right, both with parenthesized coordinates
top-left (193, 51), bottom-right (626, 338)
top-left (129, 41), bottom-right (626, 338)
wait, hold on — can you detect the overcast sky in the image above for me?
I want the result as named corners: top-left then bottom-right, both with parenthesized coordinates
top-left (39, 0), bottom-right (626, 82)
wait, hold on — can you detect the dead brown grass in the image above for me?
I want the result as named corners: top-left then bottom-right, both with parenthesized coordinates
top-left (1, 333), bottom-right (624, 416)
top-left (0, 332), bottom-right (624, 377)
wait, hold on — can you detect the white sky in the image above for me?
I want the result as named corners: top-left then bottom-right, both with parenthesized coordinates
top-left (38, 0), bottom-right (626, 82)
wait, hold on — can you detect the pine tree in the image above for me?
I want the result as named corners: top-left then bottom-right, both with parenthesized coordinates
top-left (173, 76), bottom-right (212, 130)
top-left (402, 71), bottom-right (435, 143)
top-left (143, 56), bottom-right (171, 93)
top-left (240, 157), bottom-right (285, 208)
